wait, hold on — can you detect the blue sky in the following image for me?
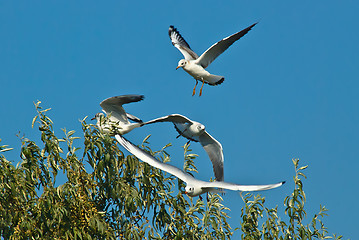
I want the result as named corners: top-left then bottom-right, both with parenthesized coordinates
top-left (1, 1), bottom-right (358, 238)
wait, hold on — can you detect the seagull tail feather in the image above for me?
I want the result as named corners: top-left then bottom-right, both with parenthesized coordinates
top-left (206, 75), bottom-right (225, 86)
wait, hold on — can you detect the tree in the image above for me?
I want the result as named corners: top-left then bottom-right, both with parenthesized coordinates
top-left (0, 102), bottom-right (344, 239)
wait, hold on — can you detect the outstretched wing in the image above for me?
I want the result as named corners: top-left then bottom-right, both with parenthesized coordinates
top-left (141, 114), bottom-right (193, 126)
top-left (202, 180), bottom-right (285, 192)
top-left (199, 132), bottom-right (224, 181)
top-left (100, 95), bottom-right (144, 123)
top-left (115, 135), bottom-right (194, 183)
top-left (196, 23), bottom-right (257, 68)
top-left (169, 26), bottom-right (199, 60)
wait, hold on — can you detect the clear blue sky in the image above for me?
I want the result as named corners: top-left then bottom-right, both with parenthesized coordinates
top-left (1, 1), bottom-right (358, 238)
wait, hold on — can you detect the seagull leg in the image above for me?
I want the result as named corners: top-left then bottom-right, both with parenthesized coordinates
top-left (199, 195), bottom-right (203, 201)
top-left (199, 78), bottom-right (205, 97)
top-left (192, 80), bottom-right (198, 96)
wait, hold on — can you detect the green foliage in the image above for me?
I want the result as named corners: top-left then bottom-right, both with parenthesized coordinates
top-left (0, 102), bottom-right (345, 239)
top-left (0, 102), bottom-right (114, 239)
top-left (239, 159), bottom-right (344, 240)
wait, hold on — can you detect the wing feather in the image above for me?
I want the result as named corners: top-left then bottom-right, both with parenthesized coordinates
top-left (199, 132), bottom-right (224, 181)
top-left (115, 135), bottom-right (194, 183)
top-left (196, 23), bottom-right (257, 68)
top-left (169, 26), bottom-right (199, 60)
top-left (201, 180), bottom-right (285, 192)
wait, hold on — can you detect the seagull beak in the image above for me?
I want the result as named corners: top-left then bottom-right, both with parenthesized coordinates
top-left (91, 117), bottom-right (96, 120)
top-left (176, 66), bottom-right (180, 70)
top-left (184, 191), bottom-right (188, 194)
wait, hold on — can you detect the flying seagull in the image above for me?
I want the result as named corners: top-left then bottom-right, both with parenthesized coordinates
top-left (141, 114), bottom-right (224, 181)
top-left (169, 23), bottom-right (257, 96)
top-left (92, 94), bottom-right (144, 135)
top-left (115, 135), bottom-right (285, 197)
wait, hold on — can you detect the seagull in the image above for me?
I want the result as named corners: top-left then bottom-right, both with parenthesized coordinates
top-left (92, 94), bottom-right (144, 135)
top-left (115, 135), bottom-right (285, 197)
top-left (169, 23), bottom-right (257, 96)
top-left (141, 114), bottom-right (224, 181)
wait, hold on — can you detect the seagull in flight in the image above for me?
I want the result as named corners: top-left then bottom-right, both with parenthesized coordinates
top-left (169, 22), bottom-right (257, 96)
top-left (141, 114), bottom-right (224, 181)
top-left (92, 94), bottom-right (144, 135)
top-left (115, 135), bottom-right (285, 197)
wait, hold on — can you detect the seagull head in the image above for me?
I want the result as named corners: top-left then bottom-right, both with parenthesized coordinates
top-left (91, 112), bottom-right (104, 121)
top-left (185, 185), bottom-right (211, 197)
top-left (176, 59), bottom-right (187, 70)
top-left (185, 185), bottom-right (200, 197)
top-left (197, 124), bottom-right (205, 132)
top-left (189, 122), bottom-right (205, 136)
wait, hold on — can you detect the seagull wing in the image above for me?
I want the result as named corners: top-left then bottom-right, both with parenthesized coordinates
top-left (126, 113), bottom-right (143, 123)
top-left (142, 114), bottom-right (193, 126)
top-left (100, 95), bottom-right (144, 123)
top-left (141, 114), bottom-right (199, 142)
top-left (196, 23), bottom-right (257, 69)
top-left (199, 132), bottom-right (224, 181)
top-left (201, 180), bottom-right (285, 192)
top-left (169, 26), bottom-right (199, 60)
top-left (115, 135), bottom-right (195, 183)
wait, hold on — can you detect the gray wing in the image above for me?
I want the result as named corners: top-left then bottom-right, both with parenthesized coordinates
top-left (115, 135), bottom-right (195, 183)
top-left (201, 180), bottom-right (285, 192)
top-left (169, 26), bottom-right (199, 60)
top-left (100, 95), bottom-right (144, 123)
top-left (141, 114), bottom-right (193, 126)
top-left (196, 23), bottom-right (257, 69)
top-left (199, 132), bottom-right (224, 181)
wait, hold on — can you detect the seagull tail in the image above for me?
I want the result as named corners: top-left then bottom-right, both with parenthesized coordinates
top-left (206, 75), bottom-right (225, 86)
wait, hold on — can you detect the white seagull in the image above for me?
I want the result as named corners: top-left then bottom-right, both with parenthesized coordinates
top-left (115, 135), bottom-right (285, 197)
top-left (169, 23), bottom-right (257, 96)
top-left (92, 94), bottom-right (144, 135)
top-left (141, 114), bottom-right (224, 181)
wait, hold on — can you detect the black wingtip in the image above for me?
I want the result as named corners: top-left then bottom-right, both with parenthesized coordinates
top-left (130, 94), bottom-right (145, 103)
top-left (242, 22), bottom-right (257, 34)
top-left (169, 25), bottom-right (175, 36)
top-left (281, 181), bottom-right (286, 185)
top-left (169, 25), bottom-right (179, 37)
